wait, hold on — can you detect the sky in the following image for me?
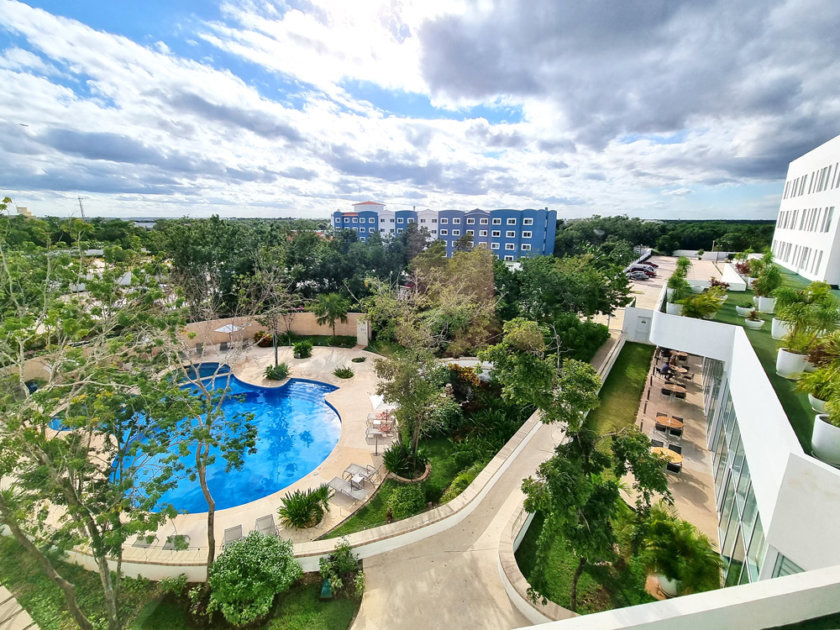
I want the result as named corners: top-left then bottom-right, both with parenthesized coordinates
top-left (0, 0), bottom-right (838, 220)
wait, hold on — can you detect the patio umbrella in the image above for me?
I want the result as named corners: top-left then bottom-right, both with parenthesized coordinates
top-left (214, 324), bottom-right (242, 334)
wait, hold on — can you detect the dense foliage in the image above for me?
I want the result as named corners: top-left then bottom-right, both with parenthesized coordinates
top-left (277, 485), bottom-right (331, 529)
top-left (320, 540), bottom-right (365, 598)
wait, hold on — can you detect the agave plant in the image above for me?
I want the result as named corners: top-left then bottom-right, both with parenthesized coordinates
top-left (277, 485), bottom-right (331, 529)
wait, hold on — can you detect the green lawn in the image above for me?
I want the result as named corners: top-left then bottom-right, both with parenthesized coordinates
top-left (515, 507), bottom-right (655, 615)
top-left (714, 290), bottom-right (814, 452)
top-left (0, 537), bottom-right (359, 630)
top-left (324, 437), bottom-right (468, 539)
top-left (586, 341), bottom-right (655, 435)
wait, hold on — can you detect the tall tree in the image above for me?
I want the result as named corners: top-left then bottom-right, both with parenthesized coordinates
top-left (313, 292), bottom-right (351, 338)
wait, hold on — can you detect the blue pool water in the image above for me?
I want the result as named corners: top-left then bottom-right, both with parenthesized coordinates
top-left (136, 373), bottom-right (341, 513)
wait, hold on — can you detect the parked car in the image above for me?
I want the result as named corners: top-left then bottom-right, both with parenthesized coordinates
top-left (640, 260), bottom-right (659, 268)
top-left (627, 270), bottom-right (650, 280)
top-left (629, 265), bottom-right (657, 277)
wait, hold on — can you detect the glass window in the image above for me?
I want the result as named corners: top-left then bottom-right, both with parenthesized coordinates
top-left (746, 516), bottom-right (767, 581)
top-left (480, 218), bottom-right (488, 225)
top-left (522, 244), bottom-right (531, 251)
top-left (452, 230), bottom-right (460, 236)
top-left (504, 255), bottom-right (514, 261)
top-left (467, 218), bottom-right (475, 224)
top-left (441, 218), bottom-right (448, 224)
top-left (432, 218), bottom-right (438, 223)
top-left (506, 230), bottom-right (516, 238)
top-left (723, 527), bottom-right (745, 587)
top-left (440, 229), bottom-right (448, 236)
top-left (359, 227), bottom-right (366, 233)
top-left (522, 231), bottom-right (533, 238)
top-left (453, 218), bottom-right (461, 224)
top-left (479, 230), bottom-right (487, 237)
top-left (397, 217), bottom-right (404, 223)
top-left (507, 218), bottom-right (517, 225)
top-left (523, 218), bottom-right (533, 225)
top-left (466, 230), bottom-right (474, 236)
top-left (352, 218), bottom-right (358, 223)
top-left (369, 218), bottom-right (375, 223)
top-left (505, 243), bottom-right (515, 250)
top-left (491, 243), bottom-right (499, 250)
top-left (397, 228), bottom-right (403, 233)
top-left (492, 218), bottom-right (502, 225)
top-left (407, 218), bottom-right (415, 223)
top-left (492, 230), bottom-right (501, 237)
top-left (420, 218), bottom-right (426, 223)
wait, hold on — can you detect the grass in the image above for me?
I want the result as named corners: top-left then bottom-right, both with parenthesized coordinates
top-left (586, 341), bottom-right (656, 435)
top-left (324, 437), bottom-right (473, 539)
top-left (363, 338), bottom-right (402, 357)
top-left (0, 537), bottom-right (359, 630)
top-left (273, 333), bottom-right (357, 349)
top-left (714, 290), bottom-right (815, 452)
top-left (515, 506), bottom-right (655, 615)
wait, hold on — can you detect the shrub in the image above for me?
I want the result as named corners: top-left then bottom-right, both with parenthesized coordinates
top-left (293, 340), bottom-right (313, 358)
top-left (159, 574), bottom-right (188, 597)
top-left (320, 539), bottom-right (364, 598)
top-left (351, 356), bottom-right (366, 363)
top-left (441, 460), bottom-right (486, 503)
top-left (387, 483), bottom-right (426, 519)
top-left (333, 366), bottom-right (354, 379)
top-left (264, 362), bottom-right (290, 380)
top-left (253, 330), bottom-right (272, 347)
top-left (208, 532), bottom-right (302, 627)
top-left (277, 485), bottom-right (331, 528)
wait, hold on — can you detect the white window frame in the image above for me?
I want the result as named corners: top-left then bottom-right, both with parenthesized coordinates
top-left (479, 230), bottom-right (487, 237)
top-left (505, 243), bottom-right (515, 250)
top-left (397, 228), bottom-right (403, 233)
top-left (359, 227), bottom-right (366, 233)
top-left (504, 255), bottom-right (514, 261)
top-left (440, 229), bottom-right (448, 236)
top-left (466, 218), bottom-right (475, 225)
top-left (453, 218), bottom-right (461, 224)
top-left (453, 229), bottom-right (461, 236)
top-left (432, 218), bottom-right (438, 223)
top-left (352, 217), bottom-right (358, 223)
top-left (492, 230), bottom-right (501, 238)
top-left (407, 218), bottom-right (415, 223)
top-left (492, 218), bottom-right (502, 225)
top-left (521, 244), bottom-right (531, 251)
top-left (506, 230), bottom-right (516, 238)
top-left (480, 218), bottom-right (489, 225)
top-left (397, 217), bottom-right (404, 223)
top-left (522, 231), bottom-right (532, 238)
top-left (523, 218), bottom-right (533, 226)
top-left (466, 230), bottom-right (474, 236)
top-left (491, 243), bottom-right (500, 250)
top-left (441, 218), bottom-right (449, 224)
top-left (507, 218), bottom-right (517, 225)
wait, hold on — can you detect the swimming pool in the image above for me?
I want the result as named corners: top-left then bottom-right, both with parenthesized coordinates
top-left (136, 371), bottom-right (341, 513)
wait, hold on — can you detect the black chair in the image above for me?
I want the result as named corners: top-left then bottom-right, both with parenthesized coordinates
top-left (650, 439), bottom-right (664, 448)
top-left (655, 421), bottom-right (668, 432)
top-left (668, 444), bottom-right (682, 455)
top-left (669, 426), bottom-right (683, 439)
top-left (666, 462), bottom-right (682, 474)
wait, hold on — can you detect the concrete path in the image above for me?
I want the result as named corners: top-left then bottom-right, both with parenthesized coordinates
top-left (0, 586), bottom-right (37, 630)
top-left (352, 334), bottom-right (623, 630)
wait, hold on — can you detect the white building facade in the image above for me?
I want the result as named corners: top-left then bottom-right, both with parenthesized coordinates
top-left (771, 133), bottom-right (840, 285)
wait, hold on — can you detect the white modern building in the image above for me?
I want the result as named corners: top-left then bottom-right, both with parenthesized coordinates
top-left (771, 133), bottom-right (840, 285)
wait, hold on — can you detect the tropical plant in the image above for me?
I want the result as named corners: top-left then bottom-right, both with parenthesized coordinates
top-left (666, 274), bottom-right (692, 302)
top-left (675, 256), bottom-right (691, 274)
top-left (696, 249), bottom-right (705, 258)
top-left (333, 366), bottom-right (354, 379)
top-left (441, 460), bottom-right (486, 503)
top-left (208, 533), bottom-right (302, 627)
top-left (265, 362), bottom-right (290, 380)
top-left (797, 367), bottom-right (840, 404)
top-left (313, 292), bottom-right (351, 338)
top-left (641, 502), bottom-right (722, 595)
top-left (382, 441), bottom-right (423, 477)
top-left (387, 483), bottom-right (426, 519)
top-left (319, 539), bottom-right (365, 598)
top-left (773, 282), bottom-right (840, 354)
top-left (752, 263), bottom-right (781, 297)
top-left (709, 277), bottom-right (729, 291)
top-left (747, 309), bottom-right (761, 322)
top-left (277, 485), bottom-right (331, 528)
top-left (678, 291), bottom-right (723, 319)
top-left (254, 330), bottom-right (272, 347)
top-left (293, 339), bottom-right (312, 358)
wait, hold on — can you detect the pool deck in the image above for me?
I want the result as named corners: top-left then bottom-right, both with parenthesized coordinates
top-left (117, 344), bottom-right (392, 565)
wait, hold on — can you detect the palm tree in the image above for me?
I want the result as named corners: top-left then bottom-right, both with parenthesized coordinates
top-left (313, 293), bottom-right (350, 339)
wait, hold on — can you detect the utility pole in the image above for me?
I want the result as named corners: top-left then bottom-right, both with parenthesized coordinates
top-left (77, 196), bottom-right (87, 220)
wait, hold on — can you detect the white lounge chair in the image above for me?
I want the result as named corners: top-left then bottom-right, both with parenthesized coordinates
top-left (255, 514), bottom-right (278, 537)
top-left (223, 525), bottom-right (243, 547)
top-left (328, 476), bottom-right (367, 502)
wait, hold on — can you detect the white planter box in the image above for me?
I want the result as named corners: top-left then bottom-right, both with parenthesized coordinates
top-left (691, 285), bottom-right (704, 294)
top-left (776, 348), bottom-right (809, 379)
top-left (735, 306), bottom-right (753, 317)
top-left (657, 574), bottom-right (680, 598)
top-left (746, 277), bottom-right (756, 288)
top-left (666, 288), bottom-right (675, 299)
top-left (757, 296), bottom-right (777, 313)
top-left (744, 319), bottom-right (764, 330)
top-left (665, 302), bottom-right (683, 315)
top-left (813, 414), bottom-right (840, 467)
top-left (810, 394), bottom-right (828, 413)
top-left (772, 318), bottom-right (791, 340)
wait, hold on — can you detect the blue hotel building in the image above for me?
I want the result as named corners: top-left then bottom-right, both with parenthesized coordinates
top-left (332, 201), bottom-right (557, 260)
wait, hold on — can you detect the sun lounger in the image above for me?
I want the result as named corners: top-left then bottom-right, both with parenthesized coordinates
top-left (163, 534), bottom-right (190, 551)
top-left (343, 463), bottom-right (381, 487)
top-left (223, 525), bottom-right (243, 547)
top-left (255, 514), bottom-right (277, 537)
top-left (328, 476), bottom-right (368, 502)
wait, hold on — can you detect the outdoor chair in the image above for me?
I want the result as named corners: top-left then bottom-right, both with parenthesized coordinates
top-left (668, 444), bottom-right (682, 455)
top-left (669, 426), bottom-right (684, 439)
top-left (255, 514), bottom-right (278, 537)
top-left (328, 476), bottom-right (368, 502)
top-left (223, 525), bottom-right (243, 547)
top-left (650, 439), bottom-right (665, 448)
top-left (666, 461), bottom-right (682, 474)
top-left (219, 341), bottom-right (229, 352)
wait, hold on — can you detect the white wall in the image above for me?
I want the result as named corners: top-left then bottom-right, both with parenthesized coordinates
top-left (720, 263), bottom-right (747, 291)
top-left (648, 306), bottom-right (735, 362)
top-left (623, 307), bottom-right (653, 343)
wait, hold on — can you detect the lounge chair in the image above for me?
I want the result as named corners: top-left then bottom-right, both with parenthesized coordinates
top-left (328, 476), bottom-right (367, 502)
top-left (163, 534), bottom-right (190, 551)
top-left (650, 439), bottom-right (665, 448)
top-left (666, 461), bottom-right (683, 474)
top-left (255, 514), bottom-right (278, 537)
top-left (344, 463), bottom-right (381, 486)
top-left (223, 525), bottom-right (243, 547)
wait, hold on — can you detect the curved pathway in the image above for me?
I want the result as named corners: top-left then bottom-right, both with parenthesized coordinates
top-left (351, 335), bottom-right (623, 630)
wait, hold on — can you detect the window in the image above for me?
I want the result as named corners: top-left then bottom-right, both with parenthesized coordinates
top-left (522, 231), bottom-right (532, 238)
top-left (506, 230), bottom-right (515, 238)
top-left (466, 230), bottom-right (474, 236)
top-left (420, 218), bottom-right (426, 223)
top-left (479, 230), bottom-right (487, 237)
top-left (453, 230), bottom-right (461, 236)
top-left (523, 218), bottom-right (533, 226)
top-left (389, 228), bottom-right (394, 233)
top-left (492, 230), bottom-right (501, 237)
top-left (507, 218), bottom-right (517, 225)
top-left (491, 243), bottom-right (500, 250)
top-left (397, 228), bottom-right (403, 233)
top-left (467, 218), bottom-right (475, 225)
top-left (492, 218), bottom-right (502, 225)
top-left (504, 255), bottom-right (514, 261)
top-left (407, 218), bottom-right (415, 223)
top-left (505, 243), bottom-right (515, 250)
top-left (380, 218), bottom-right (385, 223)
top-left (369, 218), bottom-right (375, 223)
top-left (480, 218), bottom-right (488, 225)
top-left (431, 229), bottom-right (437, 234)
top-left (440, 229), bottom-right (448, 236)
top-left (441, 218), bottom-right (449, 224)
top-left (360, 227), bottom-right (366, 233)
top-left (397, 217), bottom-right (404, 223)
top-left (352, 217), bottom-right (358, 223)
top-left (432, 218), bottom-right (438, 223)
top-left (381, 228), bottom-right (386, 233)
top-left (521, 244), bottom-right (531, 251)
top-left (390, 218), bottom-right (395, 222)
top-left (453, 218), bottom-right (461, 224)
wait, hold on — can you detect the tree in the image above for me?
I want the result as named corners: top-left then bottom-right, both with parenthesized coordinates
top-left (208, 532), bottom-right (302, 626)
top-left (313, 292), bottom-right (351, 338)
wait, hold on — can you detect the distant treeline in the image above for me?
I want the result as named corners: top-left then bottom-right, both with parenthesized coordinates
top-left (554, 216), bottom-right (775, 257)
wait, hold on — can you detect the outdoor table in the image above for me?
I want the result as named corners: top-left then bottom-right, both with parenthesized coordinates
top-left (651, 447), bottom-right (684, 464)
top-left (669, 365), bottom-right (688, 375)
top-left (672, 351), bottom-right (688, 361)
top-left (654, 415), bottom-right (684, 429)
top-left (661, 383), bottom-right (687, 397)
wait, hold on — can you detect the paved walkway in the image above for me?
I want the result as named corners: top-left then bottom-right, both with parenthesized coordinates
top-left (352, 333), bottom-right (624, 630)
top-left (0, 586), bottom-right (37, 630)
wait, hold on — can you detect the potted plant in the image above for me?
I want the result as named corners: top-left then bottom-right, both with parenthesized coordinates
top-left (744, 310), bottom-right (764, 330)
top-left (642, 503), bottom-right (722, 598)
top-left (752, 264), bottom-right (781, 313)
top-left (771, 317), bottom-right (792, 340)
top-left (709, 277), bottom-right (729, 301)
top-left (813, 396), bottom-right (840, 467)
top-left (774, 283), bottom-right (840, 379)
top-left (666, 276), bottom-right (691, 315)
top-left (798, 368), bottom-right (839, 413)
top-left (735, 300), bottom-right (754, 317)
top-left (679, 290), bottom-right (723, 320)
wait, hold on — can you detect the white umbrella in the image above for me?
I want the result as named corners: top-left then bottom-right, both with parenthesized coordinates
top-left (214, 324), bottom-right (242, 334)
top-left (369, 394), bottom-right (397, 412)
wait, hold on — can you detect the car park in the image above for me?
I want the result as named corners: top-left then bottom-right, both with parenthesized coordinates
top-left (629, 265), bottom-right (657, 276)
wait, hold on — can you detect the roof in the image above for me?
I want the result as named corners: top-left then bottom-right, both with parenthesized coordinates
top-left (352, 201), bottom-right (385, 206)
